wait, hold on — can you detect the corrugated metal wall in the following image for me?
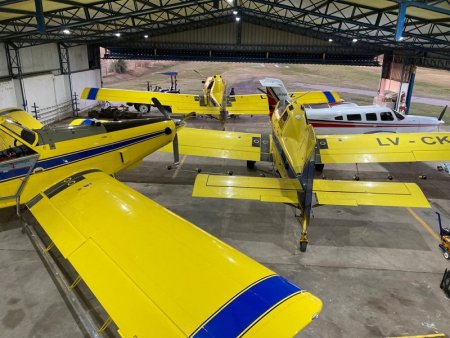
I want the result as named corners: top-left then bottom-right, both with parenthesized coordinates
top-left (147, 22), bottom-right (329, 46)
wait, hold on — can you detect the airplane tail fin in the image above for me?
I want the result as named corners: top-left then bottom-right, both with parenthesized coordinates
top-left (259, 78), bottom-right (291, 114)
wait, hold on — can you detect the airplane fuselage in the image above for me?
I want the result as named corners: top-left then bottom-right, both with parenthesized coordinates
top-left (305, 103), bottom-right (443, 134)
top-left (0, 113), bottom-right (176, 208)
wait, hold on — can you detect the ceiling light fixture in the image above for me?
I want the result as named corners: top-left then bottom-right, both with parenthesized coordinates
top-left (115, 33), bottom-right (121, 37)
top-left (235, 17), bottom-right (240, 22)
top-left (62, 29), bottom-right (70, 35)
top-left (328, 38), bottom-right (333, 42)
top-left (233, 10), bottom-right (238, 15)
top-left (144, 35), bottom-right (149, 38)
top-left (352, 38), bottom-right (358, 43)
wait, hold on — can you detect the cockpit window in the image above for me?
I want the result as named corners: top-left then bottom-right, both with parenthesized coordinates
top-left (1, 119), bottom-right (37, 145)
top-left (380, 111), bottom-right (394, 121)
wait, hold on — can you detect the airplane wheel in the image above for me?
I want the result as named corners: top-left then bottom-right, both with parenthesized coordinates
top-left (353, 175), bottom-right (360, 181)
top-left (387, 175), bottom-right (393, 180)
top-left (315, 164), bottom-right (325, 171)
top-left (299, 242), bottom-right (307, 252)
top-left (227, 170), bottom-right (233, 176)
top-left (444, 251), bottom-right (450, 260)
top-left (137, 104), bottom-right (151, 114)
top-left (247, 161), bottom-right (256, 169)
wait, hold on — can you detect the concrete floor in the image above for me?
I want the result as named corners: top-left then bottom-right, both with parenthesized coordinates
top-left (0, 115), bottom-right (449, 337)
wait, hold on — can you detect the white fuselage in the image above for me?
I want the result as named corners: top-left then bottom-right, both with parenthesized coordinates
top-left (304, 103), bottom-right (444, 135)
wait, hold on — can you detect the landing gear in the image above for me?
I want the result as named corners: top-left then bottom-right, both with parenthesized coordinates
top-left (299, 218), bottom-right (308, 252)
top-left (136, 104), bottom-right (151, 114)
top-left (247, 160), bottom-right (256, 169)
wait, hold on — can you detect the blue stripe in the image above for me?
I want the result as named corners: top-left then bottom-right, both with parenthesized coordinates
top-left (193, 275), bottom-right (301, 338)
top-left (0, 130), bottom-right (165, 183)
top-left (323, 91), bottom-right (335, 103)
top-left (87, 88), bottom-right (99, 100)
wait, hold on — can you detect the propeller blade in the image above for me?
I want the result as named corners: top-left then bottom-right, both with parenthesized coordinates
top-left (438, 105), bottom-right (447, 121)
top-left (172, 133), bottom-right (180, 165)
top-left (151, 97), bottom-right (171, 119)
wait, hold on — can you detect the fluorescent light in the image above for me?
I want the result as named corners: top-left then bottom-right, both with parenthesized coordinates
top-left (62, 29), bottom-right (70, 35)
top-left (144, 35), bottom-right (149, 38)
top-left (328, 38), bottom-right (333, 42)
top-left (352, 38), bottom-right (358, 43)
top-left (235, 17), bottom-right (240, 22)
top-left (115, 33), bottom-right (121, 37)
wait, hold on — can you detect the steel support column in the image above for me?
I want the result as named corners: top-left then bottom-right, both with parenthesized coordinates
top-left (58, 43), bottom-right (74, 113)
top-left (405, 65), bottom-right (416, 114)
top-left (5, 42), bottom-right (27, 111)
top-left (396, 0), bottom-right (407, 41)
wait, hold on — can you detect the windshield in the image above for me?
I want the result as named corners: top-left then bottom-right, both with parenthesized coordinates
top-left (0, 118), bottom-right (38, 146)
top-left (393, 110), bottom-right (405, 120)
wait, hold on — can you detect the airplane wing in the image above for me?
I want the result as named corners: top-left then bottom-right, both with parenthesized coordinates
top-left (226, 91), bottom-right (342, 115)
top-left (159, 127), bottom-right (272, 161)
top-left (81, 87), bottom-right (221, 115)
top-left (227, 94), bottom-right (270, 115)
top-left (317, 132), bottom-right (450, 164)
top-left (27, 170), bottom-right (321, 337)
top-left (193, 174), bottom-right (430, 208)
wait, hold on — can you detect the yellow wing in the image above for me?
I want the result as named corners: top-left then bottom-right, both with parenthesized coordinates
top-left (193, 174), bottom-right (430, 208)
top-left (227, 94), bottom-right (270, 115)
top-left (81, 87), bottom-right (220, 115)
top-left (160, 127), bottom-right (272, 161)
top-left (318, 132), bottom-right (450, 164)
top-left (27, 170), bottom-right (321, 337)
top-left (226, 91), bottom-right (342, 115)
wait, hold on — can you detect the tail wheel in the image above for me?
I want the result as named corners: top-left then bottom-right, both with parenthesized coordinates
top-left (444, 251), bottom-right (450, 260)
top-left (299, 241), bottom-right (308, 252)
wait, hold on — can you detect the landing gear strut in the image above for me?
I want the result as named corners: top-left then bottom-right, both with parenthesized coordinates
top-left (299, 217), bottom-right (308, 252)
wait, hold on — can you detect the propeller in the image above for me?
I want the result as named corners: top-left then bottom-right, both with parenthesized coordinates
top-left (151, 97), bottom-right (185, 167)
top-left (438, 105), bottom-right (447, 121)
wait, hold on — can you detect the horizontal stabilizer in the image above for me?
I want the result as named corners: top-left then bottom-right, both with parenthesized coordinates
top-left (160, 127), bottom-right (271, 162)
top-left (318, 132), bottom-right (450, 164)
top-left (193, 174), bottom-right (300, 203)
top-left (194, 175), bottom-right (430, 208)
top-left (313, 179), bottom-right (430, 208)
top-left (27, 171), bottom-right (321, 336)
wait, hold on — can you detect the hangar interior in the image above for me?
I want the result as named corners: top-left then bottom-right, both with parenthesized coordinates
top-left (0, 1), bottom-right (450, 337)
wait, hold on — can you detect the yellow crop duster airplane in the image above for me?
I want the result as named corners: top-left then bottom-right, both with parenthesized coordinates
top-left (0, 107), bottom-right (323, 336)
top-left (81, 74), bottom-right (342, 125)
top-left (158, 78), bottom-right (450, 252)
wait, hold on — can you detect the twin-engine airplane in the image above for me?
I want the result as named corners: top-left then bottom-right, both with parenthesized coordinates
top-left (158, 78), bottom-right (450, 252)
top-left (81, 74), bottom-right (342, 125)
top-left (0, 108), bottom-right (322, 336)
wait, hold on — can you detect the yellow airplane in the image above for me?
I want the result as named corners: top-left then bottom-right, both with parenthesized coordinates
top-left (0, 106), bottom-right (322, 336)
top-left (80, 74), bottom-right (343, 125)
top-left (158, 78), bottom-right (450, 252)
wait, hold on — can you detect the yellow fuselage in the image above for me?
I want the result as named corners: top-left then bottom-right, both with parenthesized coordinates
top-left (0, 116), bottom-right (175, 208)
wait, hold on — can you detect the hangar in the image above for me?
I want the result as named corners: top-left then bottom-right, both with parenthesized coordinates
top-left (0, 1), bottom-right (449, 337)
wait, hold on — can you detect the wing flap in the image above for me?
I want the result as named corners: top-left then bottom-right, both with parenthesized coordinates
top-left (160, 127), bottom-right (270, 161)
top-left (313, 179), bottom-right (430, 208)
top-left (193, 174), bottom-right (300, 203)
top-left (318, 133), bottom-right (450, 164)
top-left (28, 171), bottom-right (320, 336)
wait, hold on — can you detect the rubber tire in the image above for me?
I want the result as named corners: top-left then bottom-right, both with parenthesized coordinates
top-left (299, 242), bottom-right (307, 252)
top-left (444, 251), bottom-right (450, 260)
top-left (247, 160), bottom-right (256, 169)
top-left (315, 163), bottom-right (325, 171)
top-left (137, 104), bottom-right (151, 114)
